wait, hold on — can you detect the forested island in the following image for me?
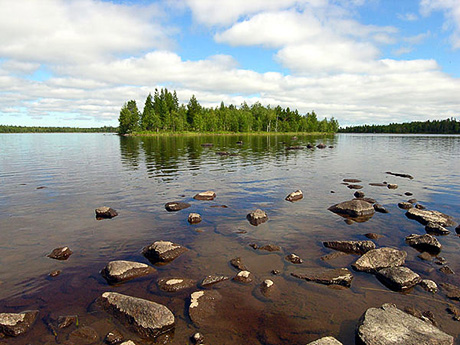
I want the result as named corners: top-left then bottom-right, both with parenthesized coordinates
top-left (0, 125), bottom-right (117, 133)
top-left (340, 118), bottom-right (460, 134)
top-left (118, 88), bottom-right (339, 135)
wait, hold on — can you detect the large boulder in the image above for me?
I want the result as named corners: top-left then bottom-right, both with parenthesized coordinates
top-left (352, 247), bottom-right (407, 272)
top-left (406, 208), bottom-right (455, 227)
top-left (356, 303), bottom-right (453, 345)
top-left (101, 261), bottom-right (155, 284)
top-left (291, 267), bottom-right (353, 287)
top-left (247, 209), bottom-right (268, 226)
top-left (376, 266), bottom-right (421, 291)
top-left (142, 241), bottom-right (187, 263)
top-left (307, 337), bottom-right (343, 345)
top-left (323, 240), bottom-right (375, 255)
top-left (188, 290), bottom-right (222, 327)
top-left (328, 199), bottom-right (375, 217)
top-left (405, 234), bottom-right (441, 254)
top-left (164, 202), bottom-right (191, 212)
top-left (99, 292), bottom-right (174, 338)
top-left (0, 310), bottom-right (38, 337)
top-left (193, 191), bottom-right (216, 201)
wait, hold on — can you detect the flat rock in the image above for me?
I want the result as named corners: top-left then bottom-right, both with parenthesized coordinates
top-left (251, 243), bottom-right (281, 252)
top-left (291, 267), bottom-right (353, 287)
top-left (99, 292), bottom-right (174, 338)
top-left (323, 240), bottom-right (375, 255)
top-left (285, 253), bottom-right (303, 264)
top-left (49, 270), bottom-right (61, 277)
top-left (406, 208), bottom-right (455, 227)
top-left (405, 234), bottom-right (441, 254)
top-left (356, 303), bottom-right (453, 345)
top-left (425, 222), bottom-right (450, 235)
top-left (142, 241), bottom-right (187, 263)
top-left (347, 184), bottom-right (363, 189)
top-left (230, 257), bottom-right (247, 271)
top-left (376, 266), bottom-right (421, 291)
top-left (285, 190), bottom-right (303, 202)
top-left (418, 252), bottom-right (433, 261)
top-left (440, 283), bottom-right (460, 301)
top-left (95, 206), bottom-right (118, 219)
top-left (0, 310), bottom-right (38, 337)
top-left (189, 290), bottom-right (222, 327)
top-left (307, 337), bottom-right (343, 345)
top-left (386, 171), bottom-right (414, 179)
top-left (158, 278), bottom-right (195, 292)
top-left (328, 199), bottom-right (375, 217)
top-left (233, 270), bottom-right (253, 284)
top-left (373, 204), bottom-right (389, 213)
top-left (398, 202), bottom-right (413, 209)
top-left (320, 251), bottom-right (348, 261)
top-left (101, 260), bottom-right (155, 284)
top-left (69, 326), bottom-right (99, 344)
top-left (343, 178), bottom-right (361, 183)
top-left (47, 246), bottom-right (73, 260)
top-left (247, 209), bottom-right (268, 225)
top-left (201, 275), bottom-right (229, 287)
top-left (188, 213), bottom-right (202, 224)
top-left (420, 279), bottom-right (438, 293)
top-left (193, 191), bottom-right (216, 201)
top-left (369, 182), bottom-right (387, 187)
top-left (352, 247), bottom-right (407, 272)
top-left (164, 201), bottom-right (191, 212)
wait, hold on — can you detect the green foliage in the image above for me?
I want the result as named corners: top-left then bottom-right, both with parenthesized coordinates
top-left (0, 125), bottom-right (117, 133)
top-left (118, 100), bottom-right (140, 134)
top-left (340, 118), bottom-right (460, 134)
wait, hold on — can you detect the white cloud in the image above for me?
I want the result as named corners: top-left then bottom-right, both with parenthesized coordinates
top-left (420, 0), bottom-right (460, 48)
top-left (397, 12), bottom-right (419, 21)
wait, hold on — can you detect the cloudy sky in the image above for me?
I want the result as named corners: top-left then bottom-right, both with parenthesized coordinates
top-left (1, 0), bottom-right (460, 127)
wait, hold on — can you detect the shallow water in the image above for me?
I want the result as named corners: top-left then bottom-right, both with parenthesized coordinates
top-left (0, 133), bottom-right (459, 344)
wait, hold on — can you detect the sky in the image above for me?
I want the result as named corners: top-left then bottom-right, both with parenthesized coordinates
top-left (1, 0), bottom-right (460, 127)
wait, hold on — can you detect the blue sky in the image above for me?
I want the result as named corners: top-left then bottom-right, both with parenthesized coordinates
top-left (0, 0), bottom-right (459, 127)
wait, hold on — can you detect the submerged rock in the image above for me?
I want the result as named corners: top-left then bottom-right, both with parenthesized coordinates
top-left (260, 279), bottom-right (274, 296)
top-left (352, 247), bottom-right (407, 272)
top-left (230, 257), bottom-right (247, 271)
top-left (188, 213), bottom-right (202, 224)
top-left (95, 206), bottom-right (118, 219)
top-left (101, 260), bottom-right (155, 284)
top-left (233, 270), bottom-right (253, 284)
top-left (347, 184), bottom-right (364, 190)
top-left (69, 326), bottom-right (99, 344)
top-left (158, 278), bottom-right (195, 292)
top-left (193, 191), bottom-right (216, 201)
top-left (328, 199), bottom-right (375, 217)
top-left (365, 233), bottom-right (383, 240)
top-left (291, 267), bottom-right (353, 287)
top-left (285, 253), bottom-right (303, 264)
top-left (373, 204), bottom-right (389, 213)
top-left (307, 337), bottom-right (343, 345)
top-left (405, 234), bottom-right (441, 254)
top-left (369, 182), bottom-right (387, 187)
top-left (99, 292), bottom-right (174, 338)
top-left (201, 275), bottom-right (229, 287)
top-left (247, 209), bottom-right (268, 225)
top-left (47, 246), bottom-right (73, 260)
top-left (425, 222), bottom-right (450, 235)
top-left (356, 303), bottom-right (453, 345)
top-left (189, 290), bottom-right (222, 327)
top-left (57, 315), bottom-right (77, 329)
top-left (376, 266), bottom-right (421, 291)
top-left (142, 241), bottom-right (187, 263)
top-left (164, 201), bottom-right (191, 212)
top-left (0, 310), bottom-right (38, 337)
top-left (285, 190), bottom-right (303, 202)
top-left (440, 283), bottom-right (460, 301)
top-left (323, 240), bottom-right (375, 255)
top-left (439, 266), bottom-right (455, 275)
top-left (398, 202), bottom-right (413, 210)
top-left (406, 208), bottom-right (455, 227)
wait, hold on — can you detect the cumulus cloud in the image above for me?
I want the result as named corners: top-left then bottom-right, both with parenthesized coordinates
top-left (420, 0), bottom-right (460, 48)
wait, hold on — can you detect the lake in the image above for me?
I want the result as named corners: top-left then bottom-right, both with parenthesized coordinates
top-left (0, 133), bottom-right (459, 344)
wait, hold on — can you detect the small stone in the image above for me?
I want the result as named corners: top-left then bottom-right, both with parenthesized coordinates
top-left (420, 279), bottom-right (438, 293)
top-left (95, 206), bottom-right (118, 219)
top-left (354, 191), bottom-right (365, 198)
top-left (405, 192), bottom-right (414, 196)
top-left (164, 201), bottom-right (191, 212)
top-left (233, 270), bottom-right (253, 284)
top-left (158, 278), bottom-right (195, 292)
top-left (306, 337), bottom-right (343, 345)
top-left (422, 310), bottom-right (437, 326)
top-left (365, 233), bottom-right (383, 240)
top-left (189, 290), bottom-right (222, 328)
top-left (188, 213), bottom-right (202, 224)
top-left (347, 184), bottom-right (363, 189)
top-left (439, 266), bottom-right (454, 275)
top-left (440, 283), bottom-right (460, 301)
top-left (142, 241), bottom-right (187, 263)
top-left (249, 243), bottom-right (258, 249)
top-left (101, 260), bottom-right (155, 284)
top-left (415, 203), bottom-right (426, 209)
top-left (407, 198), bottom-right (417, 203)
top-left (201, 275), bottom-right (229, 287)
top-left (47, 246), bottom-right (73, 260)
top-left (258, 244), bottom-right (281, 252)
top-left (191, 332), bottom-right (204, 344)
top-left (260, 279), bottom-right (274, 295)
top-left (120, 341), bottom-right (136, 345)
top-left (271, 269), bottom-right (281, 275)
top-left (425, 222), bottom-right (450, 235)
top-left (373, 204), bottom-right (389, 213)
top-left (405, 234), bottom-right (441, 254)
top-left (435, 256), bottom-right (447, 265)
top-left (0, 310), bottom-right (39, 337)
top-left (285, 190), bottom-right (303, 202)
top-left (398, 202), bottom-right (413, 209)
top-left (193, 191), bottom-right (216, 201)
top-left (387, 183), bottom-right (398, 189)
top-left (247, 209), bottom-right (268, 226)
top-left (57, 315), bottom-right (77, 329)
top-left (343, 179), bottom-right (361, 183)
top-left (285, 253), bottom-right (303, 264)
top-left (105, 329), bottom-right (124, 345)
top-left (69, 326), bottom-right (99, 344)
top-left (230, 257), bottom-right (247, 271)
top-left (316, 143), bottom-right (327, 149)
top-left (49, 270), bottom-right (61, 277)
top-left (386, 172), bottom-right (414, 179)
top-left (404, 306), bottom-right (422, 318)
top-left (369, 182), bottom-right (387, 187)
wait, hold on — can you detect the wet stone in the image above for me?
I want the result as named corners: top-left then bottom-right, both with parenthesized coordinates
top-left (260, 279), bottom-right (274, 296)
top-left (352, 247), bottom-right (407, 273)
top-left (285, 253), bottom-right (303, 264)
top-left (343, 178), bottom-right (361, 183)
top-left (57, 315), bottom-right (77, 329)
top-left (417, 252), bottom-right (433, 261)
top-left (142, 240), bottom-right (187, 263)
top-left (47, 246), bottom-right (73, 260)
top-left (193, 191), bottom-right (216, 201)
top-left (406, 208), bottom-right (455, 227)
top-left (347, 184), bottom-right (363, 189)
top-left (365, 233), bottom-right (383, 240)
top-left (386, 171), bottom-right (414, 179)
top-left (230, 257), bottom-right (247, 271)
top-left (354, 191), bottom-right (365, 198)
top-left (405, 234), bottom-right (442, 254)
top-left (320, 251), bottom-right (348, 261)
top-left (0, 310), bottom-right (38, 337)
top-left (369, 182), bottom-right (387, 187)
top-left (415, 203), bottom-right (426, 209)
top-left (316, 143), bottom-right (327, 149)
top-left (425, 222), bottom-right (450, 235)
top-left (434, 256), bottom-right (447, 265)
top-left (329, 199), bottom-right (375, 217)
top-left (398, 202), bottom-right (413, 210)
top-left (247, 209), bottom-right (268, 226)
top-left (307, 337), bottom-right (343, 345)
top-left (49, 270), bottom-right (61, 277)
top-left (405, 192), bottom-right (414, 196)
top-left (95, 206), bottom-right (118, 219)
top-left (164, 201), bottom-right (191, 212)
top-left (387, 183), bottom-right (398, 189)
top-left (456, 224), bottom-right (460, 234)
top-left (233, 270), bottom-right (253, 284)
top-left (323, 240), bottom-right (375, 255)
top-left (420, 279), bottom-right (438, 293)
top-left (258, 244), bottom-right (281, 252)
top-left (376, 266), bottom-right (421, 291)
top-left (373, 203), bottom-right (389, 213)
top-left (291, 267), bottom-right (353, 287)
top-left (191, 332), bottom-right (205, 344)
top-left (189, 290), bottom-right (222, 327)
top-left (188, 213), bottom-right (202, 224)
top-left (101, 260), bottom-right (155, 284)
top-left (440, 283), bottom-right (460, 301)
top-left (271, 269), bottom-right (281, 275)
top-left (439, 266), bottom-right (454, 275)
top-left (285, 189), bottom-right (303, 202)
top-left (407, 198), bottom-right (417, 203)
top-left (158, 278), bottom-right (195, 292)
top-left (69, 326), bottom-right (99, 344)
top-left (201, 275), bottom-right (229, 287)
top-left (446, 306), bottom-right (460, 321)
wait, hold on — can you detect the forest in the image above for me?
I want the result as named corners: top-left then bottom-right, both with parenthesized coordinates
top-left (340, 118), bottom-right (460, 134)
top-left (0, 125), bottom-right (117, 133)
top-left (118, 88), bottom-right (339, 135)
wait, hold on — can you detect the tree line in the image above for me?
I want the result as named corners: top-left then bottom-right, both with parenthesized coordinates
top-left (118, 88), bottom-right (339, 135)
top-left (340, 118), bottom-right (460, 134)
top-left (0, 125), bottom-right (117, 133)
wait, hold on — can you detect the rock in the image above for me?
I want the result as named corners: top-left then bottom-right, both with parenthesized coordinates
top-left (233, 270), bottom-right (253, 284)
top-left (258, 244), bottom-right (281, 252)
top-left (307, 143), bottom-right (315, 149)
top-left (247, 209), bottom-right (268, 226)
top-left (260, 279), bottom-right (274, 296)
top-left (422, 310), bottom-right (438, 326)
top-left (376, 266), bottom-right (421, 291)
top-left (323, 240), bottom-right (375, 255)
top-left (456, 224), bottom-right (460, 234)
top-left (405, 192), bottom-right (414, 196)
top-left (417, 252), bottom-right (433, 261)
top-left (356, 303), bottom-right (453, 345)
top-left (49, 270), bottom-right (61, 277)
top-left (398, 202), bottom-right (413, 210)
top-left (193, 191), bottom-right (216, 201)
top-left (47, 246), bottom-right (73, 260)
top-left (446, 305), bottom-right (460, 321)
top-left (142, 241), bottom-right (187, 263)
top-left (189, 290), bottom-right (222, 327)
top-left (201, 275), bottom-right (229, 287)
top-left (57, 315), bottom-right (77, 329)
top-left (191, 332), bottom-right (205, 344)
top-left (365, 233), bottom-right (383, 240)
top-left (286, 146), bottom-right (304, 150)
top-left (373, 204), bottom-right (389, 213)
top-left (230, 257), bottom-right (247, 271)
top-left (361, 197), bottom-right (377, 204)
top-left (440, 283), bottom-right (460, 301)
top-left (188, 213), bottom-right (202, 224)
top-left (354, 191), bottom-right (365, 198)
top-left (352, 247), bottom-right (407, 272)
top-left (307, 337), bottom-right (343, 345)
top-left (291, 267), bottom-right (353, 287)
top-left (425, 222), bottom-right (450, 235)
top-left (158, 278), bottom-right (195, 292)
top-left (95, 206), bottom-right (118, 219)
top-left (328, 199), bottom-right (375, 217)
top-left (285, 253), bottom-right (303, 264)
top-left (320, 251), bottom-right (348, 261)
top-left (343, 179), bottom-right (361, 183)
top-left (386, 171), bottom-right (414, 179)
top-left (387, 183), bottom-right (398, 189)
top-left (316, 143), bottom-right (327, 149)
top-left (369, 182), bottom-right (387, 187)
top-left (69, 326), bottom-right (99, 344)
top-left (439, 266), bottom-right (454, 275)
top-left (405, 234), bottom-right (441, 254)
top-left (415, 203), bottom-right (426, 209)
top-left (406, 208), bottom-right (455, 227)
top-left (120, 341), bottom-right (136, 345)
top-left (408, 198), bottom-right (417, 203)
top-left (164, 201), bottom-right (191, 212)
top-left (101, 260), bottom-right (155, 284)
top-left (347, 184), bottom-right (363, 189)
top-left (420, 279), bottom-right (438, 293)
top-left (99, 292), bottom-right (174, 338)
top-left (434, 256), bottom-right (447, 265)
top-left (0, 310), bottom-right (38, 337)
top-left (285, 190), bottom-right (303, 202)
top-left (271, 269), bottom-right (281, 275)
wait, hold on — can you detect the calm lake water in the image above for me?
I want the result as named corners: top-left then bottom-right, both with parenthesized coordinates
top-left (0, 133), bottom-right (459, 344)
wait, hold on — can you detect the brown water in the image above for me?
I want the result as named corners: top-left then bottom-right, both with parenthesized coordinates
top-left (0, 133), bottom-right (459, 344)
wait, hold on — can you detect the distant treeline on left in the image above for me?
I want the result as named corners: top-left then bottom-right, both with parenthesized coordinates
top-left (0, 125), bottom-right (118, 133)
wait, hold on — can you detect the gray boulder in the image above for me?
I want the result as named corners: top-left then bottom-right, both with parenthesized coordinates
top-left (323, 240), bottom-right (375, 255)
top-left (307, 337), bottom-right (343, 345)
top-left (376, 266), bottom-right (421, 291)
top-left (405, 234), bottom-right (441, 254)
top-left (328, 199), bottom-right (375, 217)
top-left (0, 310), bottom-right (38, 337)
top-left (247, 209), bottom-right (268, 225)
top-left (99, 292), bottom-right (174, 338)
top-left (188, 290), bottom-right (222, 327)
top-left (406, 208), bottom-right (455, 227)
top-left (356, 303), bottom-right (453, 345)
top-left (101, 260), bottom-right (155, 284)
top-left (142, 241), bottom-right (187, 263)
top-left (352, 247), bottom-right (406, 272)
top-left (291, 267), bottom-right (353, 287)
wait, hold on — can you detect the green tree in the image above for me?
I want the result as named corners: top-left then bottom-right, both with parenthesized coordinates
top-left (118, 100), bottom-right (140, 134)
